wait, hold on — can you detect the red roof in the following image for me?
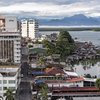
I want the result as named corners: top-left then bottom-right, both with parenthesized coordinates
top-left (67, 77), bottom-right (84, 83)
top-left (52, 87), bottom-right (99, 92)
top-left (45, 67), bottom-right (65, 76)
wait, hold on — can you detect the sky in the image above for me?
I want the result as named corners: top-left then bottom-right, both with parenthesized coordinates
top-left (0, 0), bottom-right (100, 19)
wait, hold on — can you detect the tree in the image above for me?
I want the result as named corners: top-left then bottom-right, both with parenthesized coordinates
top-left (57, 30), bottom-right (74, 43)
top-left (4, 88), bottom-right (14, 100)
top-left (38, 56), bottom-right (46, 67)
top-left (56, 30), bottom-right (75, 60)
top-left (42, 39), bottom-right (56, 55)
top-left (39, 85), bottom-right (49, 100)
top-left (42, 30), bottom-right (75, 61)
top-left (95, 78), bottom-right (100, 90)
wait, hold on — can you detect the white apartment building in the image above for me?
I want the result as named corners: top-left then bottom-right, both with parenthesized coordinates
top-left (0, 66), bottom-right (20, 100)
top-left (21, 19), bottom-right (39, 39)
top-left (21, 19), bottom-right (27, 37)
top-left (0, 16), bottom-right (21, 64)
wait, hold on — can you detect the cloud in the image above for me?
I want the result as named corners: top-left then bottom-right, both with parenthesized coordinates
top-left (0, 0), bottom-right (100, 18)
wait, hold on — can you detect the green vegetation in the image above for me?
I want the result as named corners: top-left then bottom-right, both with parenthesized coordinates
top-left (42, 39), bottom-right (56, 55)
top-left (56, 30), bottom-right (75, 60)
top-left (4, 88), bottom-right (14, 100)
top-left (38, 57), bottom-right (46, 67)
top-left (96, 78), bottom-right (100, 90)
top-left (39, 85), bottom-right (49, 100)
top-left (39, 27), bottom-right (100, 31)
top-left (43, 30), bottom-right (75, 61)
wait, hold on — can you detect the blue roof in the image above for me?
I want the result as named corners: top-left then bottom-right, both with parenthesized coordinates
top-left (32, 71), bottom-right (45, 75)
top-left (35, 80), bottom-right (45, 84)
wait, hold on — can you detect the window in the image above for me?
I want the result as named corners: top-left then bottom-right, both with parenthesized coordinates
top-left (9, 20), bottom-right (14, 22)
top-left (8, 80), bottom-right (15, 84)
top-left (3, 80), bottom-right (7, 84)
top-left (9, 87), bottom-right (15, 90)
top-left (3, 87), bottom-right (7, 90)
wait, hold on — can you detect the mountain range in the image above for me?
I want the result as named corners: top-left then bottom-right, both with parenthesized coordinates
top-left (38, 14), bottom-right (100, 26)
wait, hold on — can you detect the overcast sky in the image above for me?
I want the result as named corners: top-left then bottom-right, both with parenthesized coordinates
top-left (0, 0), bottom-right (100, 18)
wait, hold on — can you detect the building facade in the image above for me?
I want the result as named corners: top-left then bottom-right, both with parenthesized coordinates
top-left (0, 66), bottom-right (20, 100)
top-left (0, 32), bottom-right (21, 64)
top-left (0, 16), bottom-right (21, 64)
top-left (0, 16), bottom-right (19, 32)
top-left (21, 19), bottom-right (39, 39)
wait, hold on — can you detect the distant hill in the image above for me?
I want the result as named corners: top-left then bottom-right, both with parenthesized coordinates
top-left (38, 14), bottom-right (100, 26)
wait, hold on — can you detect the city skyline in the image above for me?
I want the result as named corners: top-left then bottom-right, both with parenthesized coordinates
top-left (0, 0), bottom-right (100, 19)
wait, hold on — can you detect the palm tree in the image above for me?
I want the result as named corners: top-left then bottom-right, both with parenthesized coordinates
top-left (95, 78), bottom-right (100, 91)
top-left (4, 88), bottom-right (14, 100)
top-left (0, 96), bottom-right (3, 100)
top-left (39, 85), bottom-right (49, 100)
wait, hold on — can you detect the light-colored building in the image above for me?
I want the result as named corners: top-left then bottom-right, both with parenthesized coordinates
top-left (0, 16), bottom-right (21, 64)
top-left (0, 32), bottom-right (21, 64)
top-left (0, 16), bottom-right (19, 32)
top-left (21, 19), bottom-right (39, 39)
top-left (21, 19), bottom-right (27, 37)
top-left (0, 66), bottom-right (20, 99)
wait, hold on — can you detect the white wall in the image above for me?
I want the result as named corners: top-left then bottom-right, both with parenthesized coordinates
top-left (5, 16), bottom-right (18, 32)
top-left (0, 69), bottom-right (19, 99)
top-left (21, 20), bottom-right (28, 37)
top-left (21, 19), bottom-right (39, 39)
top-left (47, 81), bottom-right (83, 87)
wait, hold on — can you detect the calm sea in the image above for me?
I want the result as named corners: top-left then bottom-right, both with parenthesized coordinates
top-left (69, 31), bottom-right (100, 46)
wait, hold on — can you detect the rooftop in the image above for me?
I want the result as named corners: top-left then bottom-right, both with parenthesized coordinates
top-left (45, 67), bottom-right (65, 76)
top-left (63, 70), bottom-right (78, 77)
top-left (29, 48), bottom-right (46, 54)
top-left (45, 77), bottom-right (84, 83)
top-left (0, 65), bottom-right (19, 73)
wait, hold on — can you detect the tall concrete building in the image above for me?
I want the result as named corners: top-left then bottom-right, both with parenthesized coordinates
top-left (21, 19), bottom-right (39, 39)
top-left (0, 16), bottom-right (21, 64)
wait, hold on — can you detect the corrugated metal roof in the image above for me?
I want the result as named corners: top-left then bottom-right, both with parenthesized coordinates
top-left (63, 70), bottom-right (78, 77)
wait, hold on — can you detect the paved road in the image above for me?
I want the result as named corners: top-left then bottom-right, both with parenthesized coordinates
top-left (17, 81), bottom-right (32, 100)
top-left (15, 47), bottom-right (32, 100)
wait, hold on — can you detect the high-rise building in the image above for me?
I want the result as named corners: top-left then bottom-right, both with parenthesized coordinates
top-left (21, 19), bottom-right (39, 39)
top-left (0, 16), bottom-right (21, 64)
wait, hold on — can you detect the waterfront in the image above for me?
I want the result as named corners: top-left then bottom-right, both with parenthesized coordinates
top-left (73, 62), bottom-right (100, 78)
top-left (40, 30), bottom-right (100, 78)
top-left (40, 31), bottom-right (100, 46)
top-left (69, 31), bottom-right (100, 46)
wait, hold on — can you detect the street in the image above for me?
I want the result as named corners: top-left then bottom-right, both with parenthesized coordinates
top-left (15, 47), bottom-right (32, 100)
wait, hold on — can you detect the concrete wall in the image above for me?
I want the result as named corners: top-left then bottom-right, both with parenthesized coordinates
top-left (5, 16), bottom-right (18, 32)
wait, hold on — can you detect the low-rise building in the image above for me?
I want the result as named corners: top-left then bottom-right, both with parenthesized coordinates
top-left (0, 65), bottom-right (20, 99)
